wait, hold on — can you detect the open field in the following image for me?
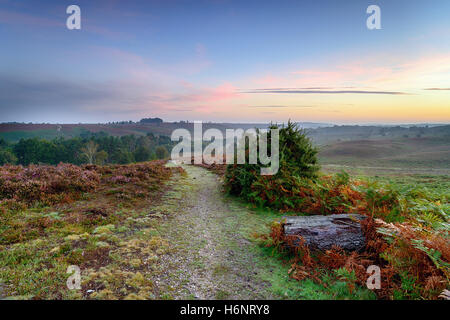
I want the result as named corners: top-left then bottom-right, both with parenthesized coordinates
top-left (318, 137), bottom-right (450, 172)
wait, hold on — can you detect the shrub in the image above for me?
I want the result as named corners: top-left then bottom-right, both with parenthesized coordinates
top-left (224, 121), bottom-right (319, 208)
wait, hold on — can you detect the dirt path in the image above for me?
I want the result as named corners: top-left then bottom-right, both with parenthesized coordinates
top-left (152, 164), bottom-right (277, 300)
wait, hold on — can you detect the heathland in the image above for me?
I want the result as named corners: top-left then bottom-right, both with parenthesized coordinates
top-left (0, 122), bottom-right (448, 300)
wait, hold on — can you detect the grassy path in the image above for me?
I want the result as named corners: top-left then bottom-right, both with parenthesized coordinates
top-left (151, 164), bottom-right (296, 299)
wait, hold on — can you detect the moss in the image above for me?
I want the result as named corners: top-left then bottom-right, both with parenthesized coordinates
top-left (93, 224), bottom-right (116, 234)
top-left (50, 246), bottom-right (60, 254)
top-left (124, 293), bottom-right (146, 300)
top-left (64, 233), bottom-right (89, 241)
top-left (95, 241), bottom-right (110, 248)
top-left (91, 289), bottom-right (118, 300)
top-left (215, 290), bottom-right (230, 299)
top-left (126, 272), bottom-right (152, 288)
top-left (129, 258), bottom-right (142, 268)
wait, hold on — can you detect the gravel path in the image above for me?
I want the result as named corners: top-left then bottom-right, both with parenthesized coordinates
top-left (153, 165), bottom-right (275, 300)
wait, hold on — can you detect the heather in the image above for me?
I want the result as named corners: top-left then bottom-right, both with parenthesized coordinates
top-left (0, 160), bottom-right (185, 299)
top-left (0, 164), bottom-right (100, 207)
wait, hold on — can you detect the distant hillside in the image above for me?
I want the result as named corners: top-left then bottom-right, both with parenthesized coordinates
top-left (1, 122), bottom-right (449, 142)
top-left (307, 124), bottom-right (450, 145)
top-left (318, 137), bottom-right (450, 169)
top-left (0, 123), bottom-right (192, 142)
top-left (0, 122), bottom-right (272, 142)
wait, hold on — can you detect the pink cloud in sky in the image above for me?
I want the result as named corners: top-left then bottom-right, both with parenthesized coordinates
top-left (245, 51), bottom-right (450, 91)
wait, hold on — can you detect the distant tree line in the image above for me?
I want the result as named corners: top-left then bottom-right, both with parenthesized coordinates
top-left (103, 117), bottom-right (164, 125)
top-left (139, 117), bottom-right (163, 124)
top-left (0, 132), bottom-right (172, 166)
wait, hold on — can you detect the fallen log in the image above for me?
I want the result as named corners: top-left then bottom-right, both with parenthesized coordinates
top-left (282, 214), bottom-right (367, 252)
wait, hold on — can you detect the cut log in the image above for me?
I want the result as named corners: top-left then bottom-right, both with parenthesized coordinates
top-left (282, 214), bottom-right (367, 252)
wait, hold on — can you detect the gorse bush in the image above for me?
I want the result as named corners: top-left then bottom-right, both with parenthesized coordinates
top-left (224, 121), bottom-right (319, 208)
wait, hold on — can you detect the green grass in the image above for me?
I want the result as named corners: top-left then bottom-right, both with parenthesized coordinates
top-left (251, 243), bottom-right (376, 300)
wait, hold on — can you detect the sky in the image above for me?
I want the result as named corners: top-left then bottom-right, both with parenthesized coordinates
top-left (0, 0), bottom-right (449, 124)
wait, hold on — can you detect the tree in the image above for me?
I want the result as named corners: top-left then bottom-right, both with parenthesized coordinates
top-left (134, 146), bottom-right (151, 162)
top-left (136, 136), bottom-right (154, 150)
top-left (0, 149), bottom-right (17, 165)
top-left (120, 135), bottom-right (137, 153)
top-left (0, 138), bottom-right (7, 148)
top-left (155, 146), bottom-right (169, 159)
top-left (13, 138), bottom-right (59, 165)
top-left (81, 141), bottom-right (98, 164)
top-left (224, 121), bottom-right (319, 199)
top-left (276, 121), bottom-right (319, 179)
top-left (95, 150), bottom-right (108, 165)
top-left (112, 149), bottom-right (134, 164)
top-left (140, 117), bottom-right (163, 124)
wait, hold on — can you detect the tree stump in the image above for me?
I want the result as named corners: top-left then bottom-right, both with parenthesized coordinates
top-left (282, 214), bottom-right (367, 252)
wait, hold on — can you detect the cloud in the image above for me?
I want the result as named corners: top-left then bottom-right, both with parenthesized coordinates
top-left (0, 73), bottom-right (169, 118)
top-left (248, 87), bottom-right (339, 91)
top-left (247, 53), bottom-right (450, 91)
top-left (248, 105), bottom-right (315, 108)
top-left (167, 83), bottom-right (239, 104)
top-left (424, 88), bottom-right (450, 91)
top-left (0, 69), bottom-right (239, 122)
top-left (243, 88), bottom-right (408, 95)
